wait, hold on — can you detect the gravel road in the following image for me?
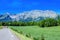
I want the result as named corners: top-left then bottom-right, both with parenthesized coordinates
top-left (0, 28), bottom-right (19, 40)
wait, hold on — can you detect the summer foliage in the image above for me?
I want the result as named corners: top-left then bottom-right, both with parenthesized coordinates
top-left (0, 15), bottom-right (60, 27)
top-left (10, 26), bottom-right (60, 40)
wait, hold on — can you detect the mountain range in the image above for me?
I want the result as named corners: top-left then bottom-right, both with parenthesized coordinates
top-left (0, 10), bottom-right (58, 22)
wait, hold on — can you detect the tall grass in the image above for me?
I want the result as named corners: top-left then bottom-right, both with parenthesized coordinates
top-left (0, 26), bottom-right (2, 29)
top-left (10, 26), bottom-right (60, 40)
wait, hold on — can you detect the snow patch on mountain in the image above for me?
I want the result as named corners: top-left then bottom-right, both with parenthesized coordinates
top-left (0, 10), bottom-right (58, 21)
top-left (15, 10), bottom-right (57, 21)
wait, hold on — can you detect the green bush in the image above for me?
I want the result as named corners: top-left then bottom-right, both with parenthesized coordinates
top-left (19, 31), bottom-right (23, 34)
top-left (33, 37), bottom-right (41, 40)
top-left (41, 35), bottom-right (45, 40)
top-left (39, 18), bottom-right (58, 27)
top-left (26, 33), bottom-right (31, 38)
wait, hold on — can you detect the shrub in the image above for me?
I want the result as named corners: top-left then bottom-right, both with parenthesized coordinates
top-left (41, 34), bottom-right (45, 40)
top-left (33, 37), bottom-right (40, 40)
top-left (39, 18), bottom-right (58, 27)
top-left (26, 33), bottom-right (31, 38)
top-left (20, 31), bottom-right (23, 34)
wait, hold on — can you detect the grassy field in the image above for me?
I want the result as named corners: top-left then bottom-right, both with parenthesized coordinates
top-left (10, 26), bottom-right (60, 40)
top-left (0, 26), bottom-right (2, 29)
top-left (10, 28), bottom-right (32, 40)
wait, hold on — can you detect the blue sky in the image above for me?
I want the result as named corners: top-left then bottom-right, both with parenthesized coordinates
top-left (0, 0), bottom-right (60, 14)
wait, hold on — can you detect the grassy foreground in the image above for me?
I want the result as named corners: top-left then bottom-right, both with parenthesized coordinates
top-left (10, 28), bottom-right (33, 40)
top-left (0, 26), bottom-right (2, 29)
top-left (10, 26), bottom-right (60, 40)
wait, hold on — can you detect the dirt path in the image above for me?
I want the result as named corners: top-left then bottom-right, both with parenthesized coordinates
top-left (0, 28), bottom-right (20, 40)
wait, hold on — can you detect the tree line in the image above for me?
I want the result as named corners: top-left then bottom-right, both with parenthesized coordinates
top-left (0, 16), bottom-right (60, 27)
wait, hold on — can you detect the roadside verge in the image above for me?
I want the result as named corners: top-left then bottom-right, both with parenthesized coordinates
top-left (10, 29), bottom-right (32, 40)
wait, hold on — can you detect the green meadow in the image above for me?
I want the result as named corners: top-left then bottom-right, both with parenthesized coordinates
top-left (0, 26), bottom-right (2, 29)
top-left (10, 26), bottom-right (60, 40)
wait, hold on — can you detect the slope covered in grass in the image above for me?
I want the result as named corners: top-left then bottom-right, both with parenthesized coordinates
top-left (10, 29), bottom-right (32, 40)
top-left (10, 26), bottom-right (60, 40)
top-left (0, 26), bottom-right (2, 29)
